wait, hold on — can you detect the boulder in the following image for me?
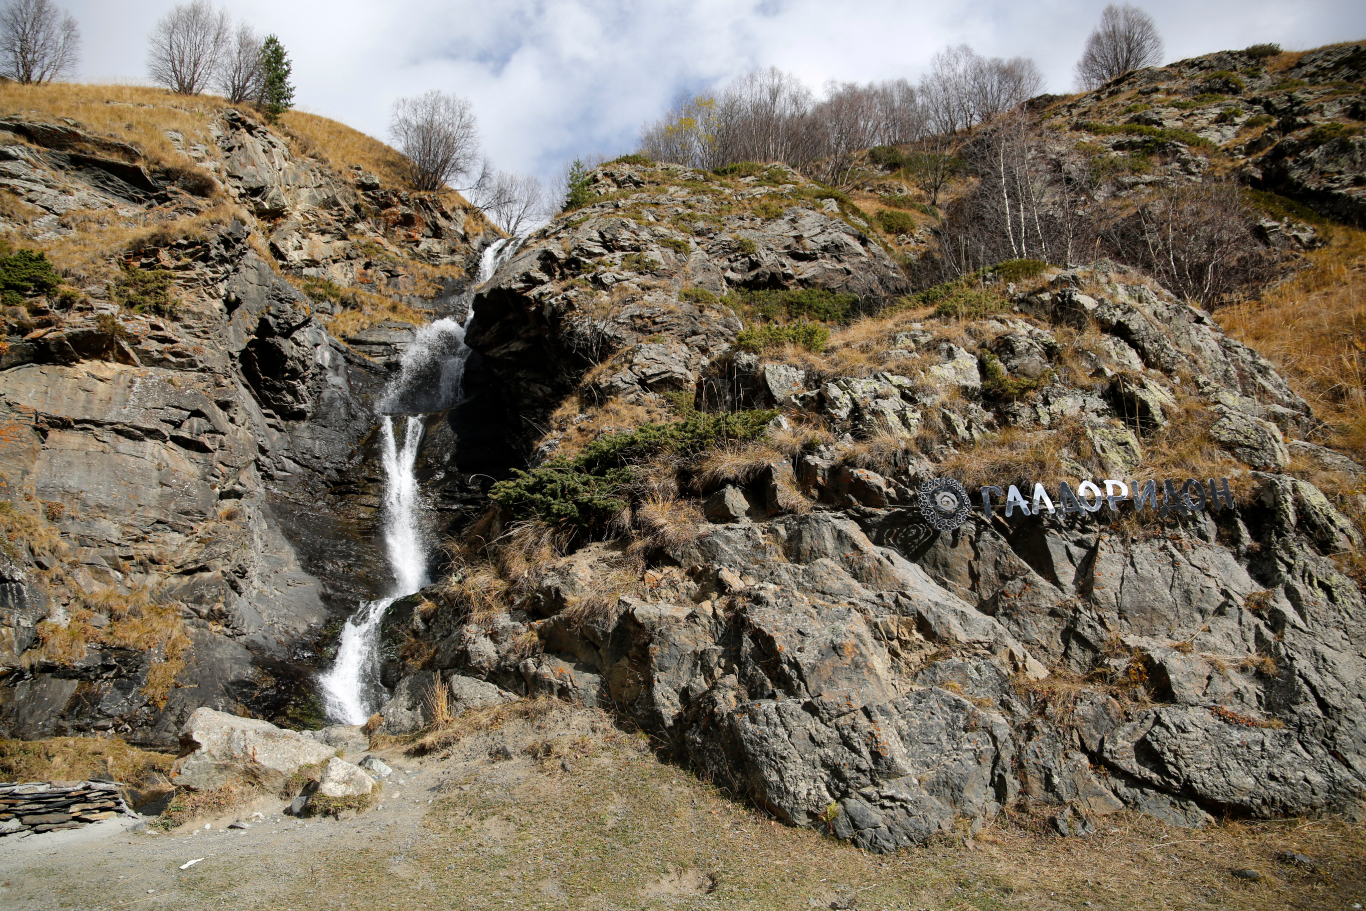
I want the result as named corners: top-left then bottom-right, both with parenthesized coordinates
top-left (315, 757), bottom-right (373, 799)
top-left (171, 708), bottom-right (337, 791)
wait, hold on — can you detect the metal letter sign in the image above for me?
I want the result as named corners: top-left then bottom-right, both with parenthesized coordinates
top-left (918, 478), bottom-right (972, 531)
top-left (918, 476), bottom-right (1235, 531)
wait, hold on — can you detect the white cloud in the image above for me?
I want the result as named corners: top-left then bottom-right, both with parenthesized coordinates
top-left (60, 0), bottom-right (1366, 183)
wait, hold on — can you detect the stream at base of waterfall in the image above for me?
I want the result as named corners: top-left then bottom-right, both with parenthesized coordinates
top-left (318, 238), bottom-right (513, 724)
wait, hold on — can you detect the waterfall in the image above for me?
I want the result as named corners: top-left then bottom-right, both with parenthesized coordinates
top-left (318, 237), bottom-right (516, 724)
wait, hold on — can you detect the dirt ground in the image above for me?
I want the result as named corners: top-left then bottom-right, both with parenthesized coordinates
top-left (2, 702), bottom-right (1364, 911)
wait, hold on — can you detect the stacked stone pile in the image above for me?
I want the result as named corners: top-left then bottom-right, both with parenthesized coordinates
top-left (0, 780), bottom-right (130, 836)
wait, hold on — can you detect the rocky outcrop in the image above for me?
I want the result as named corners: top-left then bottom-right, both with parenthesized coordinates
top-left (0, 104), bottom-right (500, 745)
top-left (383, 160), bottom-right (1366, 850)
top-left (467, 161), bottom-right (908, 455)
top-left (1046, 42), bottom-right (1366, 226)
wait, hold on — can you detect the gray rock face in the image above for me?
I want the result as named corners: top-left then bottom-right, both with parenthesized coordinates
top-left (0, 108), bottom-right (498, 745)
top-left (466, 161), bottom-right (908, 453)
top-left (171, 708), bottom-right (337, 791)
top-left (425, 163), bottom-right (1366, 851)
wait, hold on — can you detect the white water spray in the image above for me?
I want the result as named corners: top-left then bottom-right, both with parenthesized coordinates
top-left (319, 238), bottom-right (516, 724)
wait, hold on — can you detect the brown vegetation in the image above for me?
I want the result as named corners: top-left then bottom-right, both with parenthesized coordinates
top-left (0, 735), bottom-right (171, 783)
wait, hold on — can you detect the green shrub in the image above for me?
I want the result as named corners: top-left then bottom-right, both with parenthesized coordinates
top-left (1243, 188), bottom-right (1330, 227)
top-left (1245, 43), bottom-right (1282, 59)
top-left (621, 253), bottom-right (660, 273)
top-left (735, 321), bottom-right (829, 353)
top-left (0, 244), bottom-right (62, 307)
top-left (490, 410), bottom-right (777, 534)
top-left (881, 194), bottom-right (938, 217)
top-left (931, 288), bottom-right (1008, 320)
top-left (110, 264), bottom-right (178, 317)
top-left (1076, 121), bottom-right (1217, 151)
top-left (659, 237), bottom-right (690, 255)
top-left (1200, 72), bottom-right (1245, 94)
top-left (1089, 151), bottom-right (1153, 178)
top-left (868, 145), bottom-right (912, 170)
top-left (736, 237), bottom-right (758, 255)
top-left (714, 162), bottom-right (765, 178)
top-left (679, 287), bottom-right (718, 305)
top-left (750, 198), bottom-right (787, 220)
top-left (875, 209), bottom-right (918, 235)
top-left (612, 153), bottom-right (654, 167)
top-left (1244, 113), bottom-right (1274, 129)
top-left (1123, 102), bottom-right (1151, 114)
top-left (731, 287), bottom-right (863, 324)
top-left (989, 259), bottom-right (1048, 283)
top-left (979, 352), bottom-right (1045, 400)
top-left (1305, 122), bottom-right (1358, 147)
top-left (1215, 107), bottom-right (1243, 124)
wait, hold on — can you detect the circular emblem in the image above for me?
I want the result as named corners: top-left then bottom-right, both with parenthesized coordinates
top-left (918, 478), bottom-right (971, 531)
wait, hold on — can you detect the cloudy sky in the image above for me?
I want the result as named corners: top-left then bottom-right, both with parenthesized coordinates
top-left (63, 1), bottom-right (1364, 184)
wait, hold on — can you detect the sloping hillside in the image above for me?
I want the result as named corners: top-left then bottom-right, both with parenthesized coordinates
top-left (0, 84), bottom-right (500, 745)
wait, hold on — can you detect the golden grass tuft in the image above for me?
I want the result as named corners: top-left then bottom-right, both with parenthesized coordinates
top-left (840, 424), bottom-right (922, 472)
top-left (632, 494), bottom-right (706, 550)
top-left (693, 441), bottom-right (782, 491)
top-left (1219, 224), bottom-right (1366, 463)
top-left (407, 694), bottom-right (561, 757)
top-left (0, 735), bottom-right (171, 784)
top-left (939, 426), bottom-right (1068, 490)
top-left (0, 81), bottom-right (223, 169)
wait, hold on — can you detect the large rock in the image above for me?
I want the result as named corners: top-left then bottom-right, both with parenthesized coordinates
top-left (171, 708), bottom-right (337, 791)
top-left (315, 757), bottom-right (373, 799)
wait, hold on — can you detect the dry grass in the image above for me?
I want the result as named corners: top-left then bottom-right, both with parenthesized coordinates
top-left (405, 694), bottom-right (561, 757)
top-left (841, 423), bottom-right (923, 472)
top-left (423, 673), bottom-right (452, 726)
top-left (284, 701), bottom-right (1366, 911)
top-left (1219, 225), bottom-right (1366, 462)
top-left (0, 81), bottom-right (222, 169)
top-left (767, 416), bottom-right (834, 457)
top-left (323, 287), bottom-right (434, 337)
top-left (632, 494), bottom-right (706, 550)
top-left (940, 426), bottom-right (1069, 490)
top-left (693, 441), bottom-right (783, 491)
top-left (31, 198), bottom-right (246, 280)
top-left (545, 396), bottom-right (671, 461)
top-left (2, 501), bottom-right (190, 706)
top-left (0, 735), bottom-right (171, 783)
top-left (278, 110), bottom-right (413, 190)
top-left (443, 520), bottom-right (572, 623)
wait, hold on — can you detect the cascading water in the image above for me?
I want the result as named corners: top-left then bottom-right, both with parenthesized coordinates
top-left (319, 237), bottom-right (515, 724)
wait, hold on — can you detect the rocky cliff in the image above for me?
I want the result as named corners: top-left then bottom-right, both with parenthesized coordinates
top-left (0, 94), bottom-right (500, 745)
top-left (380, 157), bottom-right (1366, 851)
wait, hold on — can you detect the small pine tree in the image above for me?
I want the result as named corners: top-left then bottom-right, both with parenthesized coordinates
top-left (563, 158), bottom-right (591, 211)
top-left (259, 34), bottom-right (294, 122)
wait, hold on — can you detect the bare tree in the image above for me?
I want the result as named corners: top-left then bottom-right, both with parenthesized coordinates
top-left (390, 90), bottom-right (481, 192)
top-left (0, 0), bottom-right (79, 84)
top-left (639, 94), bottom-right (723, 170)
top-left (473, 169), bottom-right (547, 237)
top-left (1076, 3), bottom-right (1164, 90)
top-left (921, 45), bottom-right (979, 134)
top-left (1103, 178), bottom-right (1272, 307)
top-left (147, 0), bottom-right (230, 95)
top-left (217, 21), bottom-right (262, 103)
